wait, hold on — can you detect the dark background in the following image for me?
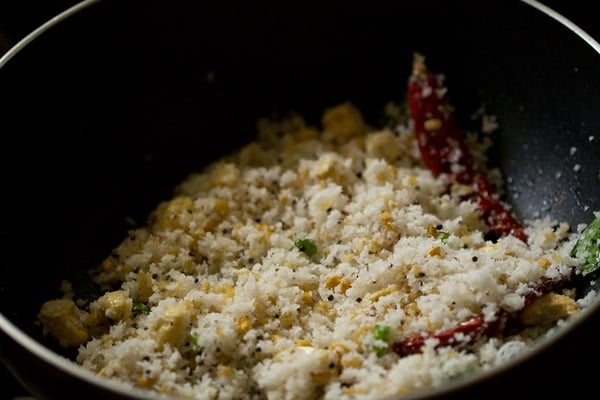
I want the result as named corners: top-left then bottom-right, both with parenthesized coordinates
top-left (1, 1), bottom-right (599, 64)
top-left (0, 0), bottom-right (598, 398)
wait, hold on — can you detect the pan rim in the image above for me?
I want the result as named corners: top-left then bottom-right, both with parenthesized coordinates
top-left (0, 313), bottom-right (163, 399)
top-left (0, 0), bottom-right (100, 69)
top-left (521, 0), bottom-right (600, 54)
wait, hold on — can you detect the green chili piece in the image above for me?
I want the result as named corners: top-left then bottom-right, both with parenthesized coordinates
top-left (132, 301), bottom-right (151, 315)
top-left (295, 238), bottom-right (317, 257)
top-left (372, 325), bottom-right (391, 356)
top-left (439, 231), bottom-right (450, 243)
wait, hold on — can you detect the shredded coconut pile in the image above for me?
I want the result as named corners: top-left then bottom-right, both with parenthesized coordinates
top-left (38, 102), bottom-right (590, 399)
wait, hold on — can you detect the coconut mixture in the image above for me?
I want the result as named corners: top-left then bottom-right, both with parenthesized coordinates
top-left (38, 94), bottom-right (594, 399)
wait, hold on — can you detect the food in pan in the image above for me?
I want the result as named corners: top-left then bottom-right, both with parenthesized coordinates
top-left (38, 54), bottom-right (599, 399)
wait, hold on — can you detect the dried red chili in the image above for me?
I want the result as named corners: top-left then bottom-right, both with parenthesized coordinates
top-left (408, 54), bottom-right (527, 242)
top-left (391, 315), bottom-right (501, 357)
top-left (391, 274), bottom-right (575, 357)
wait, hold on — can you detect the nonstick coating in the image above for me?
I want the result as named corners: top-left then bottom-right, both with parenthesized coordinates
top-left (0, 0), bottom-right (598, 399)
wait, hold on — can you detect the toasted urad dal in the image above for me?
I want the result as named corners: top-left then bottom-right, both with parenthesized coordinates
top-left (38, 101), bottom-right (592, 399)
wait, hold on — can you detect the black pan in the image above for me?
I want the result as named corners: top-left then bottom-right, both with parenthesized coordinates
top-left (0, 0), bottom-right (598, 399)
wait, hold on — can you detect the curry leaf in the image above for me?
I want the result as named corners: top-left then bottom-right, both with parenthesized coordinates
top-left (571, 214), bottom-right (600, 276)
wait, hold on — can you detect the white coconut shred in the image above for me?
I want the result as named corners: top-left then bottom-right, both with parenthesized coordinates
top-left (38, 101), bottom-right (593, 400)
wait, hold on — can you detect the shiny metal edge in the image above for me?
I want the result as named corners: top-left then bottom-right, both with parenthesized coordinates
top-left (0, 0), bottom-right (102, 68)
top-left (521, 0), bottom-right (600, 55)
top-left (0, 314), bottom-right (160, 399)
